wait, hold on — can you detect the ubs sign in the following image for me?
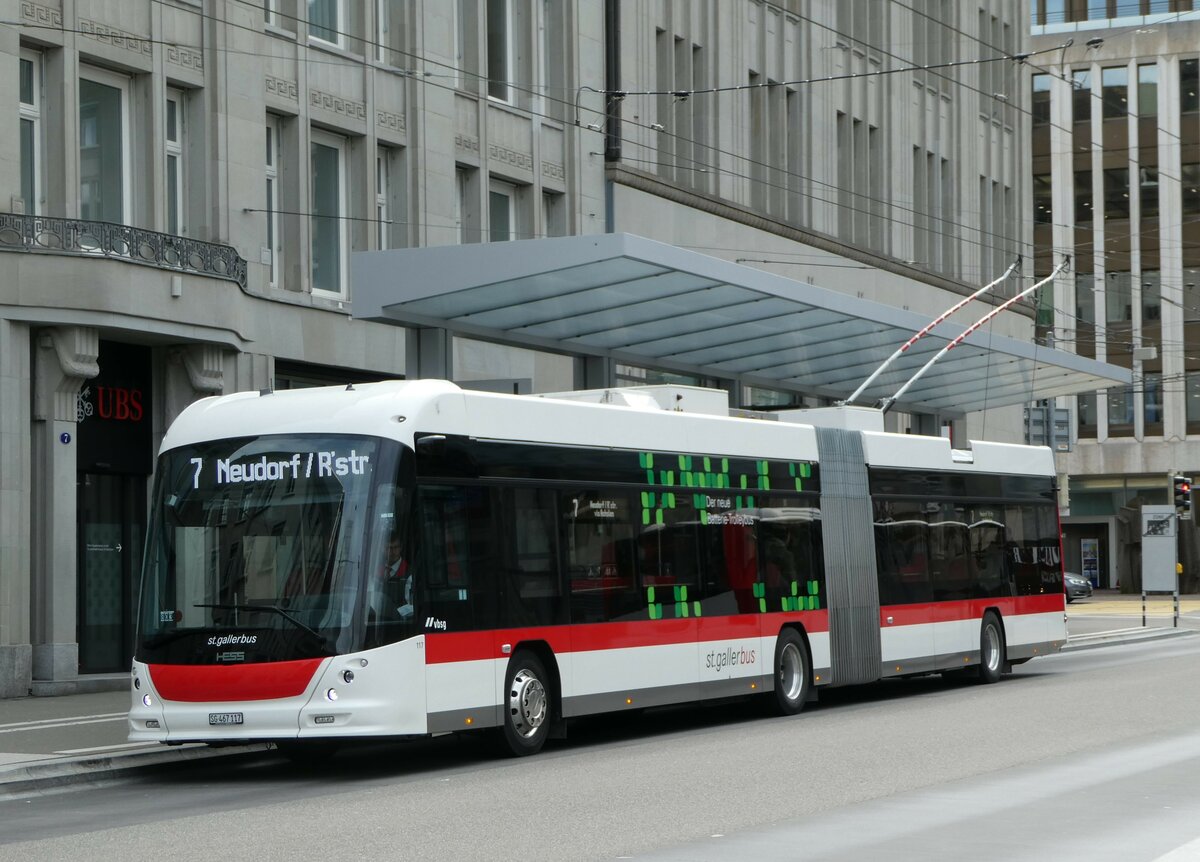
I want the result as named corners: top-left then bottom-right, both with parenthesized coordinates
top-left (77, 341), bottom-right (152, 474)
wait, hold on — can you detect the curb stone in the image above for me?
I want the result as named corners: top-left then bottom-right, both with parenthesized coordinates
top-left (0, 743), bottom-right (273, 798)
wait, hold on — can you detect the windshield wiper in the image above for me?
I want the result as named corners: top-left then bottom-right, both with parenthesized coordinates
top-left (195, 603), bottom-right (326, 643)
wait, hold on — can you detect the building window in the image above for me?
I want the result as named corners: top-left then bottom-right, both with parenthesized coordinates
top-left (1101, 66), bottom-right (1128, 119)
top-left (264, 0), bottom-right (276, 26)
top-left (1183, 58), bottom-right (1200, 115)
top-left (542, 191), bottom-right (565, 237)
top-left (1104, 168), bottom-right (1131, 220)
top-left (375, 0), bottom-right (388, 62)
top-left (1140, 167), bottom-right (1159, 221)
top-left (1183, 163), bottom-right (1200, 215)
top-left (1076, 273), bottom-right (1097, 359)
top-left (79, 68), bottom-right (131, 224)
top-left (486, 0), bottom-right (512, 102)
top-left (1138, 63), bottom-right (1158, 116)
top-left (376, 147), bottom-right (390, 250)
top-left (456, 166), bottom-right (482, 244)
top-left (1107, 387), bottom-right (1135, 437)
top-left (266, 116), bottom-right (282, 287)
top-left (19, 50), bottom-right (40, 215)
top-left (489, 180), bottom-right (515, 242)
top-left (309, 0), bottom-right (342, 46)
top-left (166, 89), bottom-right (185, 235)
top-left (310, 129), bottom-right (348, 296)
top-left (1187, 372), bottom-right (1200, 434)
top-left (1078, 392), bottom-right (1097, 439)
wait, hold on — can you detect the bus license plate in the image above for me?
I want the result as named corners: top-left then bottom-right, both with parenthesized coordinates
top-left (208, 712), bottom-right (243, 726)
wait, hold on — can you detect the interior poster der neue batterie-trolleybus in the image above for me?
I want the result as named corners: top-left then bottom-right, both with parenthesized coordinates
top-left (129, 380), bottom-right (1067, 757)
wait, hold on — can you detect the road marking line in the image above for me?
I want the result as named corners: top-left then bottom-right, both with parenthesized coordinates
top-left (0, 712), bottom-right (125, 730)
top-left (0, 716), bottom-right (126, 735)
top-left (53, 742), bottom-right (158, 755)
top-left (1152, 836), bottom-right (1200, 861)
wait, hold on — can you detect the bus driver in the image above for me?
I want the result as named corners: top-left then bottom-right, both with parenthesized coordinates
top-left (371, 530), bottom-right (412, 620)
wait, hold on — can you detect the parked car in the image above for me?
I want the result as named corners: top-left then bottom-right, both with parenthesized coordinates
top-left (1064, 571), bottom-right (1094, 602)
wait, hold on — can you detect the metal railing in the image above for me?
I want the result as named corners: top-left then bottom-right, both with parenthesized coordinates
top-left (0, 213), bottom-right (248, 290)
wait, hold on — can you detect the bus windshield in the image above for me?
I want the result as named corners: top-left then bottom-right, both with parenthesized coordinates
top-left (135, 434), bottom-right (403, 664)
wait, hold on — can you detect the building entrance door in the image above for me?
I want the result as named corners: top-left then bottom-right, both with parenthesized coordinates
top-left (1063, 523), bottom-right (1108, 589)
top-left (77, 472), bottom-right (145, 674)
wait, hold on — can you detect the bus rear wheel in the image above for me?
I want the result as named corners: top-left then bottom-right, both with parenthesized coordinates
top-left (769, 629), bottom-right (811, 716)
top-left (500, 651), bottom-right (552, 757)
top-left (978, 612), bottom-right (1006, 684)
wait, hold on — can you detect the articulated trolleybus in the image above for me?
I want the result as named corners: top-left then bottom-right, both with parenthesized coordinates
top-left (129, 380), bottom-right (1066, 756)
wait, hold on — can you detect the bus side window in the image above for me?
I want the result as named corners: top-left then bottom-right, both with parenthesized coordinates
top-left (759, 500), bottom-right (823, 612)
top-left (874, 500), bottom-right (931, 605)
top-left (502, 487), bottom-right (567, 626)
top-left (695, 496), bottom-right (757, 616)
top-left (928, 504), bottom-right (970, 601)
top-left (1005, 502), bottom-right (1059, 596)
top-left (564, 490), bottom-right (639, 623)
top-left (636, 493), bottom-right (700, 618)
top-left (968, 507), bottom-right (1009, 598)
top-left (414, 484), bottom-right (498, 631)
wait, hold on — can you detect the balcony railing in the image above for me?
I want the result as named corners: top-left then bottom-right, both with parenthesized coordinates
top-left (0, 213), bottom-right (248, 290)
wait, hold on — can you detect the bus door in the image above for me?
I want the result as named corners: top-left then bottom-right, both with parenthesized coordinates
top-left (874, 505), bottom-right (935, 674)
top-left (695, 501), bottom-right (761, 696)
top-left (413, 484), bottom-right (500, 730)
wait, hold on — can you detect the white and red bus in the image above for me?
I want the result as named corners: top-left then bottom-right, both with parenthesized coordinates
top-left (129, 380), bottom-right (1066, 756)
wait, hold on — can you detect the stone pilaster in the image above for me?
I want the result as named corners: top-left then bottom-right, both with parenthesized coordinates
top-left (0, 320), bottom-right (32, 697)
top-left (30, 326), bottom-right (99, 691)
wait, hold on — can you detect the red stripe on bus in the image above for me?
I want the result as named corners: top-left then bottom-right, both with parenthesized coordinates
top-left (879, 594), bottom-right (1065, 626)
top-left (423, 611), bottom-right (831, 664)
top-left (148, 658), bottom-right (324, 702)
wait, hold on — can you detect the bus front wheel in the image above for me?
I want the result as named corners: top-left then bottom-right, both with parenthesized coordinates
top-left (978, 612), bottom-right (1006, 684)
top-left (769, 629), bottom-right (811, 716)
top-left (500, 651), bottom-right (552, 756)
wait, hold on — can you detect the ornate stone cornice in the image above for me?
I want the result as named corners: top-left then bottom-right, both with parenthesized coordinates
top-left (309, 89), bottom-right (366, 121)
top-left (20, 1), bottom-right (62, 28)
top-left (488, 144), bottom-right (533, 173)
top-left (377, 109), bottom-right (406, 134)
top-left (266, 75), bottom-right (299, 102)
top-left (167, 45), bottom-right (204, 73)
top-left (79, 18), bottom-right (152, 57)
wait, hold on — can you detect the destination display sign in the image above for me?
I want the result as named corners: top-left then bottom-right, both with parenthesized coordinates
top-left (187, 448), bottom-right (372, 489)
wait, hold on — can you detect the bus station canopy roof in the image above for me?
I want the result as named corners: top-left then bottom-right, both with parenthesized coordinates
top-left (353, 233), bottom-right (1130, 415)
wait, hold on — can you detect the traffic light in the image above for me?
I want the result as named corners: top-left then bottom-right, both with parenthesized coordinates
top-left (1173, 476), bottom-right (1193, 514)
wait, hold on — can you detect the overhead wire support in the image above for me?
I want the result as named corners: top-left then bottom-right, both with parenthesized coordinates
top-left (842, 256), bottom-right (1022, 406)
top-left (877, 257), bottom-right (1072, 415)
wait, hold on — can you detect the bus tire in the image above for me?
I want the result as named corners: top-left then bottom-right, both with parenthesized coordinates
top-left (500, 651), bottom-right (552, 756)
top-left (978, 612), bottom-right (1006, 685)
top-left (769, 628), bottom-right (811, 716)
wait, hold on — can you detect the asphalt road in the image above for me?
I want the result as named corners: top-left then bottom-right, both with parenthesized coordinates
top-left (2, 636), bottom-right (1200, 861)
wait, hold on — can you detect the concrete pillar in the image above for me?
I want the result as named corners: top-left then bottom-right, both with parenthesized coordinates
top-left (405, 327), bottom-right (452, 380)
top-left (30, 326), bottom-right (99, 691)
top-left (0, 319), bottom-right (32, 697)
top-left (576, 355), bottom-right (613, 390)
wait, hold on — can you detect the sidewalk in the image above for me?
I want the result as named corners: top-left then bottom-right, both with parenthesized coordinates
top-left (1, 594), bottom-right (1195, 796)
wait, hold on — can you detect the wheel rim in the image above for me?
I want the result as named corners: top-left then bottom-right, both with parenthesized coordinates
top-left (508, 668), bottom-right (547, 739)
top-left (778, 642), bottom-right (804, 702)
top-left (983, 623), bottom-right (1001, 673)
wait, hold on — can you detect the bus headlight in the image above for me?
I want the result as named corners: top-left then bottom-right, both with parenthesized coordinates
top-left (142, 694), bottom-right (153, 707)
top-left (326, 688), bottom-right (339, 702)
